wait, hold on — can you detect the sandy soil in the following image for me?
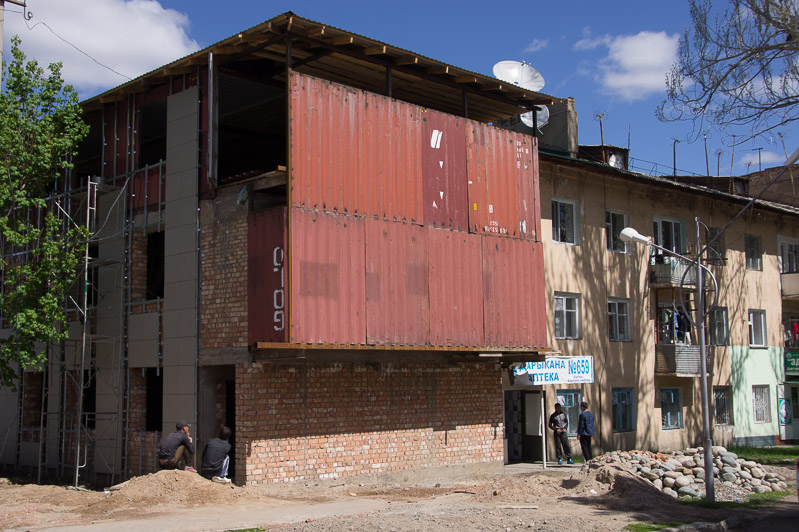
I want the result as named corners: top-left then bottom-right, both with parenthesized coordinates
top-left (0, 462), bottom-right (796, 531)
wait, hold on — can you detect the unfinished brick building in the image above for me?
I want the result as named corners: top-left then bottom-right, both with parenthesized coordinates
top-left (0, 12), bottom-right (551, 486)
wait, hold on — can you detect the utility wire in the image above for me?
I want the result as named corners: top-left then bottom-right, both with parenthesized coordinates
top-left (11, 8), bottom-right (132, 81)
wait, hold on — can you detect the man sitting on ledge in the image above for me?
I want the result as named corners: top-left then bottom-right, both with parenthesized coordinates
top-left (158, 420), bottom-right (196, 472)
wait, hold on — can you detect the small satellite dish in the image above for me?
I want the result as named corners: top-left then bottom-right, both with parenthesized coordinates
top-left (520, 105), bottom-right (549, 130)
top-left (492, 60), bottom-right (545, 92)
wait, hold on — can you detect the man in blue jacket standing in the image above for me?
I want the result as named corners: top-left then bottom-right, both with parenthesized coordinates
top-left (577, 401), bottom-right (595, 461)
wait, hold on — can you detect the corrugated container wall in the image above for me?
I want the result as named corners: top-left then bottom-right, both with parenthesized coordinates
top-left (422, 110), bottom-right (469, 230)
top-left (248, 207), bottom-right (288, 344)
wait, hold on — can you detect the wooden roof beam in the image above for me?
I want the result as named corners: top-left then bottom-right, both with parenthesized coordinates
top-left (395, 56), bottom-right (420, 66)
top-left (364, 45), bottom-right (388, 56)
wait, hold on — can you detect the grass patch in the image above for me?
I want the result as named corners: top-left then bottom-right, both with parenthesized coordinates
top-left (625, 522), bottom-right (689, 532)
top-left (683, 490), bottom-right (791, 509)
top-left (726, 445), bottom-right (799, 465)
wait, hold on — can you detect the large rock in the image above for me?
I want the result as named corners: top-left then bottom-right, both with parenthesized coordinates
top-left (722, 466), bottom-right (738, 476)
top-left (720, 455), bottom-right (738, 467)
top-left (739, 470), bottom-right (753, 480)
top-left (750, 479), bottom-right (762, 487)
top-left (692, 467), bottom-right (705, 478)
top-left (663, 476), bottom-right (676, 488)
top-left (753, 485), bottom-right (771, 494)
top-left (652, 478), bottom-right (663, 490)
top-left (684, 448), bottom-right (699, 456)
top-left (678, 456), bottom-right (696, 468)
top-left (663, 487), bottom-right (679, 499)
top-left (678, 485), bottom-right (698, 497)
top-left (675, 475), bottom-right (692, 488)
top-left (721, 473), bottom-right (737, 482)
top-left (711, 445), bottom-right (727, 456)
top-left (642, 471), bottom-right (659, 480)
top-left (741, 460), bottom-right (757, 469)
top-left (664, 471), bottom-right (682, 479)
top-left (750, 468), bottom-right (765, 479)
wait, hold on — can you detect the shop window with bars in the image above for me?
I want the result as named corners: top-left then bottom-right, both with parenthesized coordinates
top-left (752, 385), bottom-right (771, 424)
top-left (713, 386), bottom-right (733, 425)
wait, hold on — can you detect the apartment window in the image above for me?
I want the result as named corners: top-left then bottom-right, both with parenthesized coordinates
top-left (705, 227), bottom-right (725, 265)
top-left (145, 368), bottom-right (163, 432)
top-left (146, 231), bottom-right (165, 300)
top-left (661, 388), bottom-right (682, 429)
top-left (605, 211), bottom-right (626, 253)
top-left (780, 241), bottom-right (799, 273)
top-left (709, 307), bottom-right (729, 346)
top-left (748, 309), bottom-right (767, 347)
top-left (713, 386), bottom-right (733, 425)
top-left (654, 217), bottom-right (683, 254)
top-left (752, 385), bottom-right (771, 423)
top-left (612, 388), bottom-right (635, 432)
top-left (608, 299), bottom-right (630, 341)
top-left (554, 293), bottom-right (579, 339)
top-left (745, 234), bottom-right (762, 271)
top-left (552, 199), bottom-right (578, 244)
top-left (556, 390), bottom-right (581, 436)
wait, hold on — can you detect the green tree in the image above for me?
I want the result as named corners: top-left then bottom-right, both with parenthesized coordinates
top-left (658, 0), bottom-right (799, 142)
top-left (0, 37), bottom-right (89, 389)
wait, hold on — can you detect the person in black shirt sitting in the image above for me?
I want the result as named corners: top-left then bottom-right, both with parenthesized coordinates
top-left (201, 425), bottom-right (233, 483)
top-left (158, 420), bottom-right (196, 471)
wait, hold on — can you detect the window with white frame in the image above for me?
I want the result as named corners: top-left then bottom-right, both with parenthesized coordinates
top-left (752, 385), bottom-right (771, 423)
top-left (709, 307), bottom-right (729, 346)
top-left (554, 293), bottom-right (580, 339)
top-left (748, 309), bottom-right (767, 346)
top-left (779, 240), bottom-right (799, 273)
top-left (705, 227), bottom-right (726, 265)
top-left (660, 388), bottom-right (682, 429)
top-left (552, 199), bottom-right (578, 244)
top-left (653, 217), bottom-right (683, 254)
top-left (713, 386), bottom-right (733, 425)
top-left (745, 234), bottom-right (762, 271)
top-left (556, 389), bottom-right (581, 436)
top-left (612, 388), bottom-right (635, 432)
top-left (608, 299), bottom-right (630, 341)
top-left (605, 211), bottom-right (626, 253)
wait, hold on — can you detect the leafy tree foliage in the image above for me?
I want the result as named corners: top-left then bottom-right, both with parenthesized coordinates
top-left (658, 0), bottom-right (799, 142)
top-left (0, 37), bottom-right (89, 388)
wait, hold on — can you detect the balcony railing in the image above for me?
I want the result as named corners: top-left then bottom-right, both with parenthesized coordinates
top-left (655, 344), bottom-right (713, 377)
top-left (650, 255), bottom-right (697, 285)
top-left (781, 271), bottom-right (799, 298)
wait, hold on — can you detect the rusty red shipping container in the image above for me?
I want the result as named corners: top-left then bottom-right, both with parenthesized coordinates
top-left (289, 208), bottom-right (366, 344)
top-left (467, 123), bottom-right (538, 241)
top-left (427, 227), bottom-right (484, 346)
top-left (482, 235), bottom-right (546, 347)
top-left (365, 219), bottom-right (429, 345)
top-left (421, 109), bottom-right (468, 230)
top-left (248, 207), bottom-right (288, 344)
top-left (290, 72), bottom-right (422, 223)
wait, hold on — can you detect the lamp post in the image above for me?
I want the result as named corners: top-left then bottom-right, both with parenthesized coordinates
top-left (620, 221), bottom-right (719, 502)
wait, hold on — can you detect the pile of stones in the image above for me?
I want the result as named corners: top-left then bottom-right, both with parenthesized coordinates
top-left (596, 446), bottom-right (789, 500)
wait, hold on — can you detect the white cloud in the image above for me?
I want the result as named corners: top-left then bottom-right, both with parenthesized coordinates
top-left (574, 29), bottom-right (679, 102)
top-left (524, 39), bottom-right (549, 53)
top-left (738, 150), bottom-right (783, 170)
top-left (3, 0), bottom-right (200, 97)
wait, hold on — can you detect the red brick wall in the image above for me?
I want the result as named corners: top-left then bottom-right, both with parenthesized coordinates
top-left (199, 194), bottom-right (248, 349)
top-left (126, 369), bottom-right (160, 476)
top-left (235, 361), bottom-right (503, 484)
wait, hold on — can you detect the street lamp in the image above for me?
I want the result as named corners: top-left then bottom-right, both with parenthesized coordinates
top-left (621, 220), bottom-right (719, 502)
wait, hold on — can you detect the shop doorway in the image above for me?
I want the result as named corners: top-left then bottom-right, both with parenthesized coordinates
top-left (504, 390), bottom-right (545, 462)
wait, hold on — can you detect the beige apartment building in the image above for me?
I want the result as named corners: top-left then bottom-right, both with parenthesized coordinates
top-left (513, 144), bottom-right (798, 460)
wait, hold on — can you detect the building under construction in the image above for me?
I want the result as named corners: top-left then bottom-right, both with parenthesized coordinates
top-left (0, 12), bottom-right (553, 485)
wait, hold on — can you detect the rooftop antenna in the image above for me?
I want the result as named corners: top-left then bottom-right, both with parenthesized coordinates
top-left (672, 138), bottom-right (681, 176)
top-left (492, 60), bottom-right (549, 132)
top-left (715, 149), bottom-right (723, 177)
top-left (751, 147), bottom-right (763, 172)
top-left (593, 112), bottom-right (606, 147)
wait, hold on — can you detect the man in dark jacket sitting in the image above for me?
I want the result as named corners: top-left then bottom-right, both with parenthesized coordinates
top-left (201, 425), bottom-right (233, 483)
top-left (158, 420), bottom-right (196, 471)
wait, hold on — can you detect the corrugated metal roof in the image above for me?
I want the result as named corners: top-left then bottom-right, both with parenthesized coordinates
top-left (82, 12), bottom-right (556, 124)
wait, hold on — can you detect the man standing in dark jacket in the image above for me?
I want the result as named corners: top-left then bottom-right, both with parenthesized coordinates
top-left (201, 425), bottom-right (233, 483)
top-left (158, 420), bottom-right (195, 471)
top-left (548, 403), bottom-right (572, 464)
top-left (577, 401), bottom-right (595, 461)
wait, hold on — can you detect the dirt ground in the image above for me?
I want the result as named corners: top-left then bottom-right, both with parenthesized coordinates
top-left (0, 462), bottom-right (796, 532)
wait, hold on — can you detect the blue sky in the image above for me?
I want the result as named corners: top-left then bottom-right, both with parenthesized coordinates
top-left (3, 0), bottom-right (796, 176)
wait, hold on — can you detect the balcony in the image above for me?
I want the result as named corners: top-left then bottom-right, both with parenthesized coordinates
top-left (655, 344), bottom-right (713, 377)
top-left (650, 255), bottom-right (697, 286)
top-left (781, 271), bottom-right (799, 298)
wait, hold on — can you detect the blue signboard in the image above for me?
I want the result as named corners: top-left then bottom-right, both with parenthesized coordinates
top-left (513, 356), bottom-right (594, 386)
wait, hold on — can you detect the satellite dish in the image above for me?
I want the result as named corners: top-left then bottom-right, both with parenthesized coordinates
top-left (492, 60), bottom-right (545, 92)
top-left (520, 105), bottom-right (549, 130)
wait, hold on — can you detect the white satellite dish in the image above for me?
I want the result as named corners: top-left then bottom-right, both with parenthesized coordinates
top-left (520, 105), bottom-right (549, 130)
top-left (492, 60), bottom-right (545, 92)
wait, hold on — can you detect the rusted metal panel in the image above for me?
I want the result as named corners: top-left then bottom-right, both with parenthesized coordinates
top-left (365, 220), bottom-right (429, 345)
top-left (289, 208), bottom-right (366, 344)
top-left (467, 124), bottom-right (538, 240)
top-left (427, 227), bottom-right (484, 346)
top-left (482, 236), bottom-right (546, 347)
top-left (289, 72), bottom-right (423, 222)
top-left (129, 164), bottom-right (167, 214)
top-left (248, 207), bottom-right (288, 344)
top-left (422, 109), bottom-right (468, 230)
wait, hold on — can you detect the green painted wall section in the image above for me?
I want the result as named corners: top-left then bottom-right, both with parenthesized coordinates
top-left (729, 345), bottom-right (783, 439)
